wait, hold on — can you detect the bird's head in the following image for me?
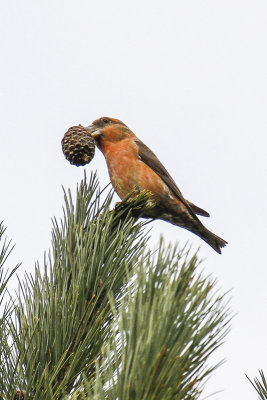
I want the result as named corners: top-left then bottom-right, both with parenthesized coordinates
top-left (87, 117), bottom-right (133, 148)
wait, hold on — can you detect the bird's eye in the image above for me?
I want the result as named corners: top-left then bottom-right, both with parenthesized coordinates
top-left (102, 118), bottom-right (109, 124)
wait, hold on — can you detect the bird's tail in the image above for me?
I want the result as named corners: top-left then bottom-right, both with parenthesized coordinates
top-left (197, 227), bottom-right (227, 254)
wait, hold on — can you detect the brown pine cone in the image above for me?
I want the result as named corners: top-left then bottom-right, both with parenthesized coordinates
top-left (62, 125), bottom-right (95, 166)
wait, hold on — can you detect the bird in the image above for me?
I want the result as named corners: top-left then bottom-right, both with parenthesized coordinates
top-left (87, 117), bottom-right (227, 254)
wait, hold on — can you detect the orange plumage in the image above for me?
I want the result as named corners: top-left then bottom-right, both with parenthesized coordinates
top-left (88, 117), bottom-right (227, 254)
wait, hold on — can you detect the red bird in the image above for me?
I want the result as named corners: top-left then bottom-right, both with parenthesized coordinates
top-left (88, 117), bottom-right (227, 254)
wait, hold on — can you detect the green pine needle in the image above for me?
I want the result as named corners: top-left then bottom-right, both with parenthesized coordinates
top-left (0, 172), bottom-right (231, 400)
top-left (247, 370), bottom-right (267, 400)
top-left (85, 240), bottom-right (231, 400)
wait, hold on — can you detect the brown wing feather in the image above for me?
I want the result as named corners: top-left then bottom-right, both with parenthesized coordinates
top-left (135, 139), bottom-right (210, 217)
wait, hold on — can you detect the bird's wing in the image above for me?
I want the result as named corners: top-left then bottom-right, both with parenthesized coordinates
top-left (135, 139), bottom-right (210, 217)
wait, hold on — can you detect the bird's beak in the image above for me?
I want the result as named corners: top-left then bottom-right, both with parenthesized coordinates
top-left (87, 124), bottom-right (102, 138)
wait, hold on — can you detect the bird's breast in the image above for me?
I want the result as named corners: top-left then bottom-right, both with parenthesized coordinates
top-left (101, 139), bottom-right (169, 200)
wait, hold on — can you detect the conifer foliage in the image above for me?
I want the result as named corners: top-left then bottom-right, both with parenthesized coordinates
top-left (247, 370), bottom-right (267, 400)
top-left (0, 172), bottom-right (230, 399)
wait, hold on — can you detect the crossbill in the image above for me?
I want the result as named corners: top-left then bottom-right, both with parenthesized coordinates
top-left (87, 117), bottom-right (227, 254)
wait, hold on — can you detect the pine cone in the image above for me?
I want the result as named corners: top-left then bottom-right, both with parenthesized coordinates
top-left (62, 125), bottom-right (95, 166)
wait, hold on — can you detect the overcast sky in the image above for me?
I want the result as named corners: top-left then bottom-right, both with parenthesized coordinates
top-left (1, 1), bottom-right (267, 398)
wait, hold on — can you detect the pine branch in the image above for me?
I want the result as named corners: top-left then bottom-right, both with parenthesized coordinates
top-left (74, 242), bottom-right (231, 400)
top-left (0, 172), bottom-right (231, 400)
top-left (0, 222), bottom-right (20, 301)
top-left (0, 222), bottom-right (20, 400)
top-left (3, 172), bottom-right (149, 399)
top-left (247, 370), bottom-right (267, 399)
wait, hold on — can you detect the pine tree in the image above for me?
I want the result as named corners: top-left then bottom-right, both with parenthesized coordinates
top-left (0, 172), bottom-right (231, 400)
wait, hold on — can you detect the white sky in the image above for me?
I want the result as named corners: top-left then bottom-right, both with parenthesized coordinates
top-left (1, 1), bottom-right (267, 398)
